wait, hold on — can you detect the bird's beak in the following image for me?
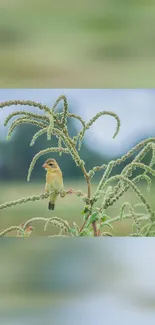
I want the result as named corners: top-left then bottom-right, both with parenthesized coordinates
top-left (42, 163), bottom-right (48, 169)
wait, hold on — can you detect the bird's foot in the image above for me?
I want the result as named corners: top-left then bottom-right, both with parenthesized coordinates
top-left (60, 190), bottom-right (66, 198)
top-left (60, 188), bottom-right (74, 198)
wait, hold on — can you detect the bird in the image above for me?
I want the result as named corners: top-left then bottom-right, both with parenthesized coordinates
top-left (42, 158), bottom-right (64, 210)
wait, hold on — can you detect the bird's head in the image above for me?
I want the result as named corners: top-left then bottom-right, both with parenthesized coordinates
top-left (42, 158), bottom-right (60, 172)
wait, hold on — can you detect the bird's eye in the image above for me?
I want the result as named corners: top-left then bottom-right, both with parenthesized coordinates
top-left (49, 163), bottom-right (54, 167)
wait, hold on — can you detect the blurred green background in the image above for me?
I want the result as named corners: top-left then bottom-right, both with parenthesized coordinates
top-left (0, 89), bottom-right (155, 236)
top-left (0, 0), bottom-right (155, 87)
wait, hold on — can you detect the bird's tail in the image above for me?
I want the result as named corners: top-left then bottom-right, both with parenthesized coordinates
top-left (48, 193), bottom-right (58, 211)
top-left (48, 202), bottom-right (55, 210)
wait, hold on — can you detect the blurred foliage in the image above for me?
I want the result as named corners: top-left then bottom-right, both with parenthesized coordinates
top-left (0, 0), bottom-right (155, 87)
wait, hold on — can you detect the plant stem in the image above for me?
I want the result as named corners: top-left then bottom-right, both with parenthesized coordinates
top-left (55, 125), bottom-right (97, 235)
top-left (81, 166), bottom-right (91, 199)
top-left (80, 165), bottom-right (98, 237)
top-left (92, 222), bottom-right (98, 237)
top-left (79, 219), bottom-right (88, 233)
top-left (67, 134), bottom-right (98, 237)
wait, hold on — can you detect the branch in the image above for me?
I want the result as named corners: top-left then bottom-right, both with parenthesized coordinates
top-left (77, 111), bottom-right (121, 149)
top-left (4, 111), bottom-right (49, 126)
top-left (27, 147), bottom-right (69, 182)
top-left (0, 100), bottom-right (51, 114)
top-left (102, 175), bottom-right (155, 221)
top-left (23, 217), bottom-right (71, 233)
top-left (30, 128), bottom-right (48, 146)
top-left (120, 202), bottom-right (140, 234)
top-left (88, 140), bottom-right (155, 179)
top-left (102, 142), bottom-right (155, 210)
top-left (0, 226), bottom-right (24, 237)
top-left (51, 95), bottom-right (68, 126)
top-left (112, 139), bottom-right (155, 168)
top-left (47, 113), bottom-right (54, 141)
top-left (0, 192), bottom-right (49, 210)
top-left (7, 117), bottom-right (46, 140)
top-left (0, 189), bottom-right (84, 211)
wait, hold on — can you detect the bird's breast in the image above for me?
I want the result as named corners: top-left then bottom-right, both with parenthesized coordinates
top-left (46, 171), bottom-right (63, 191)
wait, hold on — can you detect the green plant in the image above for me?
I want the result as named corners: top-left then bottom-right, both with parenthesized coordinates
top-left (0, 95), bottom-right (155, 237)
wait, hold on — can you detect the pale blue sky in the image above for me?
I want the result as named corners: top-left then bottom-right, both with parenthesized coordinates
top-left (0, 89), bottom-right (155, 157)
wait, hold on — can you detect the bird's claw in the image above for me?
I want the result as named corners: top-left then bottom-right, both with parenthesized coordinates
top-left (60, 190), bottom-right (66, 198)
top-left (60, 188), bottom-right (73, 198)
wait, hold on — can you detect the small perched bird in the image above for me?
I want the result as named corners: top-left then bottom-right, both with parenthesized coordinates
top-left (42, 158), bottom-right (64, 210)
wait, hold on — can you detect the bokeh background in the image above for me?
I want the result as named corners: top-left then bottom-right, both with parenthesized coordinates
top-left (0, 89), bottom-right (155, 236)
top-left (0, 0), bottom-right (155, 87)
top-left (1, 239), bottom-right (155, 325)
